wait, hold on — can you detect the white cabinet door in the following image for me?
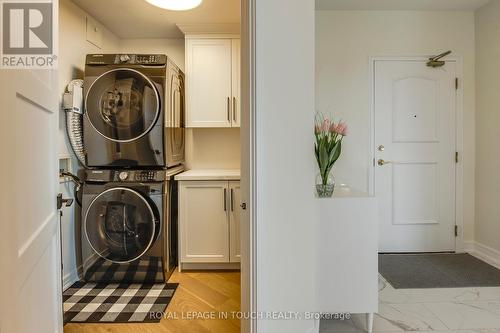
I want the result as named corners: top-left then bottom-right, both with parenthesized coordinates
top-left (229, 181), bottom-right (241, 262)
top-left (179, 181), bottom-right (230, 262)
top-left (231, 39), bottom-right (241, 128)
top-left (186, 39), bottom-right (232, 127)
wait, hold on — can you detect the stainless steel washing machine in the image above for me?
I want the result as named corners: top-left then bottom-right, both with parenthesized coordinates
top-left (81, 167), bottom-right (182, 283)
top-left (83, 54), bottom-right (185, 168)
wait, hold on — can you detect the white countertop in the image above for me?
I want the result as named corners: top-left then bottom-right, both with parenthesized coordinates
top-left (175, 169), bottom-right (241, 181)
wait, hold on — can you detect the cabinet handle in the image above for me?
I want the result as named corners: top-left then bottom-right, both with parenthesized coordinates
top-left (233, 97), bottom-right (236, 122)
top-left (230, 188), bottom-right (234, 211)
top-left (227, 97), bottom-right (231, 122)
top-left (224, 188), bottom-right (227, 211)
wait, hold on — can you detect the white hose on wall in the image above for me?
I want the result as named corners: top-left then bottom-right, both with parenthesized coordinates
top-left (63, 80), bottom-right (86, 167)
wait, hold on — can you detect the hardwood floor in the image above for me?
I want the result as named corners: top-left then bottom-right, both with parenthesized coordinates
top-left (64, 269), bottom-right (241, 333)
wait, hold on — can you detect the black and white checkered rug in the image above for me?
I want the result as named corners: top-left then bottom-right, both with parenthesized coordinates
top-left (84, 257), bottom-right (165, 284)
top-left (63, 281), bottom-right (178, 323)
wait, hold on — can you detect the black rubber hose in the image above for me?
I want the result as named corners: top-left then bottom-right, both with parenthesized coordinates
top-left (74, 183), bottom-right (82, 207)
top-left (60, 171), bottom-right (83, 207)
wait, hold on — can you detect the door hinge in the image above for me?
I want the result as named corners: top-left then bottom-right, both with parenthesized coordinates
top-left (57, 193), bottom-right (73, 210)
top-left (455, 77), bottom-right (459, 90)
top-left (455, 225), bottom-right (458, 237)
top-left (455, 151), bottom-right (459, 163)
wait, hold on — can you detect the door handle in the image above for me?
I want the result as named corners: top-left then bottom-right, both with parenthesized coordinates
top-left (224, 188), bottom-right (227, 211)
top-left (233, 97), bottom-right (237, 122)
top-left (377, 159), bottom-right (392, 166)
top-left (230, 188), bottom-right (234, 211)
top-left (227, 97), bottom-right (231, 122)
top-left (171, 89), bottom-right (175, 127)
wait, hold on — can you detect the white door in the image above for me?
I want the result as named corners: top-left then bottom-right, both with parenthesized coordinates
top-left (231, 39), bottom-right (241, 128)
top-left (186, 39), bottom-right (233, 127)
top-left (179, 181), bottom-right (230, 262)
top-left (0, 69), bottom-right (62, 331)
top-left (374, 60), bottom-right (457, 252)
top-left (229, 181), bottom-right (241, 262)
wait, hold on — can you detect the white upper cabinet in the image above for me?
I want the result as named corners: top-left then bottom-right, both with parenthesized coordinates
top-left (231, 39), bottom-right (241, 128)
top-left (185, 38), bottom-right (240, 128)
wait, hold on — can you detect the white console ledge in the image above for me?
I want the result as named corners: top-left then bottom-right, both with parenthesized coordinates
top-left (331, 184), bottom-right (371, 198)
top-left (175, 169), bottom-right (240, 181)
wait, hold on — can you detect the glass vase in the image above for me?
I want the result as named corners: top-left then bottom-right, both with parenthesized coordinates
top-left (316, 172), bottom-right (335, 198)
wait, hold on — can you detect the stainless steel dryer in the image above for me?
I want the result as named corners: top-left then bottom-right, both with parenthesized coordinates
top-left (83, 54), bottom-right (185, 168)
top-left (81, 167), bottom-right (182, 283)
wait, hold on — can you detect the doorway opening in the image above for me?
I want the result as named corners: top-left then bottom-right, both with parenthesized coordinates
top-left (57, 0), bottom-right (256, 332)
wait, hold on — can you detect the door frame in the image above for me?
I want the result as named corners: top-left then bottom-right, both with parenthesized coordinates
top-left (241, 0), bottom-right (257, 332)
top-left (368, 56), bottom-right (464, 253)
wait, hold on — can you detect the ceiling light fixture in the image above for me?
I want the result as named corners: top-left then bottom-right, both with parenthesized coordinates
top-left (145, 0), bottom-right (202, 11)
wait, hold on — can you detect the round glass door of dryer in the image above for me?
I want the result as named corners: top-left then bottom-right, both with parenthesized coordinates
top-left (84, 187), bottom-right (159, 263)
top-left (85, 68), bottom-right (160, 142)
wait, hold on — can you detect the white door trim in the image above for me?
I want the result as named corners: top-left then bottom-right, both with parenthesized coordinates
top-left (241, 0), bottom-right (257, 332)
top-left (368, 56), bottom-right (464, 253)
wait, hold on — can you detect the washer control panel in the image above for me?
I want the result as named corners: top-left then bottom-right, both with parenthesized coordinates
top-left (134, 171), bottom-right (157, 182)
top-left (118, 171), bottom-right (129, 181)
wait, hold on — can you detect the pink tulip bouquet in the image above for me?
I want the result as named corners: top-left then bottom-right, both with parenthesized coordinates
top-left (314, 114), bottom-right (347, 197)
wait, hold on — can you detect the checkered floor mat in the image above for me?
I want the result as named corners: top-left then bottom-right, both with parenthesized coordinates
top-left (84, 256), bottom-right (165, 284)
top-left (63, 281), bottom-right (178, 323)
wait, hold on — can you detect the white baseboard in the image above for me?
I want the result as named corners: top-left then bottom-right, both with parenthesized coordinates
top-left (63, 252), bottom-right (101, 291)
top-left (62, 269), bottom-right (79, 291)
top-left (464, 241), bottom-right (500, 269)
top-left (308, 319), bottom-right (320, 333)
top-left (463, 240), bottom-right (475, 253)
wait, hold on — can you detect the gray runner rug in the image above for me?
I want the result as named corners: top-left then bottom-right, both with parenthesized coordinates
top-left (379, 253), bottom-right (500, 288)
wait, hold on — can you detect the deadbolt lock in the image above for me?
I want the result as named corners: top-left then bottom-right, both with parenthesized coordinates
top-left (378, 145), bottom-right (385, 151)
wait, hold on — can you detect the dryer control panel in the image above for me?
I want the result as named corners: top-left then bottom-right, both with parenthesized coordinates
top-left (85, 54), bottom-right (167, 66)
top-left (85, 169), bottom-right (166, 183)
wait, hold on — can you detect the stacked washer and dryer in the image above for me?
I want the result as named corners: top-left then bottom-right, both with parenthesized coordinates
top-left (81, 54), bottom-right (185, 284)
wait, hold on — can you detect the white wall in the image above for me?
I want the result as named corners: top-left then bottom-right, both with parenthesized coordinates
top-left (59, 0), bottom-right (120, 288)
top-left (119, 38), bottom-right (241, 170)
top-left (185, 128), bottom-right (240, 169)
top-left (255, 0), bottom-right (318, 332)
top-left (315, 10), bottom-right (476, 243)
top-left (475, 0), bottom-right (500, 253)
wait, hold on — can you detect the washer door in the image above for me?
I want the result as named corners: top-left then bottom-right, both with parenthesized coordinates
top-left (85, 68), bottom-right (160, 142)
top-left (84, 187), bottom-right (158, 263)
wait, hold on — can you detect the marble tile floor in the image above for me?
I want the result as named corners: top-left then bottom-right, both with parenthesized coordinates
top-left (320, 275), bottom-right (500, 333)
